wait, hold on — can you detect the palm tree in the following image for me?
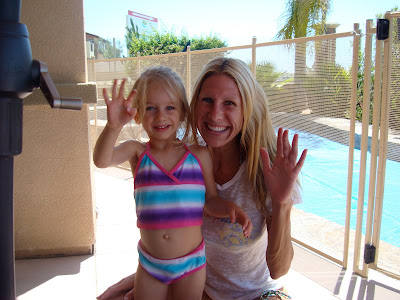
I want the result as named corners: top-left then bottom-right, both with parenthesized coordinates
top-left (276, 0), bottom-right (330, 39)
top-left (275, 0), bottom-right (331, 112)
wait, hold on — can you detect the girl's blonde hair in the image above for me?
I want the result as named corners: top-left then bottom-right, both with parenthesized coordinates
top-left (132, 66), bottom-right (189, 142)
top-left (189, 57), bottom-right (277, 219)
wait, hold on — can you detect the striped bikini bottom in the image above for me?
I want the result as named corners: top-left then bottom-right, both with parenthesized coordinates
top-left (137, 238), bottom-right (206, 284)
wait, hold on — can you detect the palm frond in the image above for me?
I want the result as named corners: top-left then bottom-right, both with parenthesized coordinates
top-left (275, 0), bottom-right (331, 40)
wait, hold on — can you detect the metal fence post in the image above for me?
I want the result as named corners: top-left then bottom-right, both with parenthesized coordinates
top-left (353, 19), bottom-right (374, 277)
top-left (252, 36), bottom-right (256, 76)
top-left (344, 23), bottom-right (360, 269)
top-left (137, 52), bottom-right (141, 76)
top-left (186, 46), bottom-right (191, 101)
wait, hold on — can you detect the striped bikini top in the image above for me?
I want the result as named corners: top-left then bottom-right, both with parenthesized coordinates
top-left (133, 143), bottom-right (206, 229)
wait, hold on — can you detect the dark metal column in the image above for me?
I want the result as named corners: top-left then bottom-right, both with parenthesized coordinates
top-left (0, 1), bottom-right (82, 298)
top-left (0, 0), bottom-right (27, 297)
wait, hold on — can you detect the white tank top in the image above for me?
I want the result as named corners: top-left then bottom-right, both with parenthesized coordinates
top-left (202, 161), bottom-right (302, 300)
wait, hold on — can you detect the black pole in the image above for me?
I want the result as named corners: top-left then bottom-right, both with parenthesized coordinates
top-left (0, 153), bottom-right (18, 300)
top-left (0, 0), bottom-right (20, 22)
top-left (0, 0), bottom-right (32, 298)
top-left (0, 1), bottom-right (82, 296)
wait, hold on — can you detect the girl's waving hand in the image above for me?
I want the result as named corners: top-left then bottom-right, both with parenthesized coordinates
top-left (103, 78), bottom-right (137, 129)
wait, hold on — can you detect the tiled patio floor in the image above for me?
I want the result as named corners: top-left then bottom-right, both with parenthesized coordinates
top-left (15, 167), bottom-right (400, 299)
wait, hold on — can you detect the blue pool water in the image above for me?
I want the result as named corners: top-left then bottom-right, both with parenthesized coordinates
top-left (291, 130), bottom-right (400, 248)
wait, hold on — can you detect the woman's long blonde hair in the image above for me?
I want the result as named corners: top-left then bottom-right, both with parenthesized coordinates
top-left (188, 57), bottom-right (277, 219)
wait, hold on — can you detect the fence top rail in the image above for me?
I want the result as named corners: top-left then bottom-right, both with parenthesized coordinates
top-left (256, 30), bottom-right (357, 47)
top-left (91, 30), bottom-right (358, 63)
top-left (91, 51), bottom-right (185, 63)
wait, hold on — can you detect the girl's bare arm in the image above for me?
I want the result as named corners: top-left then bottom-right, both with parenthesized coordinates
top-left (190, 145), bottom-right (253, 237)
top-left (93, 79), bottom-right (138, 168)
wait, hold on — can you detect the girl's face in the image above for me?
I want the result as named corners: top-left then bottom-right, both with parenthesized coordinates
top-left (141, 82), bottom-right (182, 143)
top-left (194, 74), bottom-right (244, 149)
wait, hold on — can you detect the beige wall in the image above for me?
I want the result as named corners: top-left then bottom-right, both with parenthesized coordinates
top-left (21, 0), bottom-right (87, 83)
top-left (14, 0), bottom-right (97, 258)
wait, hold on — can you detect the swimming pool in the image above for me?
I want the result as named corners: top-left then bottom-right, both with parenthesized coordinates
top-left (291, 129), bottom-right (400, 248)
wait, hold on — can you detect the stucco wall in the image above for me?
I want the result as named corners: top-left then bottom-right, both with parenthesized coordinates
top-left (14, 0), bottom-right (97, 258)
top-left (20, 0), bottom-right (87, 84)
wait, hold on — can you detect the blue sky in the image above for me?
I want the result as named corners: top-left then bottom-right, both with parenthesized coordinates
top-left (84, 0), bottom-right (399, 49)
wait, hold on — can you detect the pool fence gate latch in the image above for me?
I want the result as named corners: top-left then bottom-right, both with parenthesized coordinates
top-left (376, 19), bottom-right (389, 40)
top-left (364, 244), bottom-right (376, 264)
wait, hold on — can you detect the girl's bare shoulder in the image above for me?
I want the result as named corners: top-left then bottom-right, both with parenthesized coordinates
top-left (188, 144), bottom-right (209, 156)
top-left (188, 144), bottom-right (212, 166)
top-left (121, 140), bottom-right (146, 171)
top-left (118, 140), bottom-right (146, 158)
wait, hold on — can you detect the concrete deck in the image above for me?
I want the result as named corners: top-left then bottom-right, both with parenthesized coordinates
top-left (15, 167), bottom-right (400, 299)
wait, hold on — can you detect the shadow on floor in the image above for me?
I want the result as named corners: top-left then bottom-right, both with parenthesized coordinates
top-left (15, 255), bottom-right (92, 296)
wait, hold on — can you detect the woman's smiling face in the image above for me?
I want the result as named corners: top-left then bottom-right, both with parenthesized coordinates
top-left (194, 74), bottom-right (244, 149)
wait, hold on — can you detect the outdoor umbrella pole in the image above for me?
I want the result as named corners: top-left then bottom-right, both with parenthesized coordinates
top-left (0, 1), bottom-right (28, 298)
top-left (0, 1), bottom-right (82, 299)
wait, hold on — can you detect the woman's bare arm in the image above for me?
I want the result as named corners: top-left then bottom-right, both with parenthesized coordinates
top-left (97, 274), bottom-right (136, 300)
top-left (265, 202), bottom-right (293, 279)
top-left (261, 128), bottom-right (307, 278)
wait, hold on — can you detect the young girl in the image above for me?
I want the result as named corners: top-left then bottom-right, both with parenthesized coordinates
top-left (93, 66), bottom-right (253, 300)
